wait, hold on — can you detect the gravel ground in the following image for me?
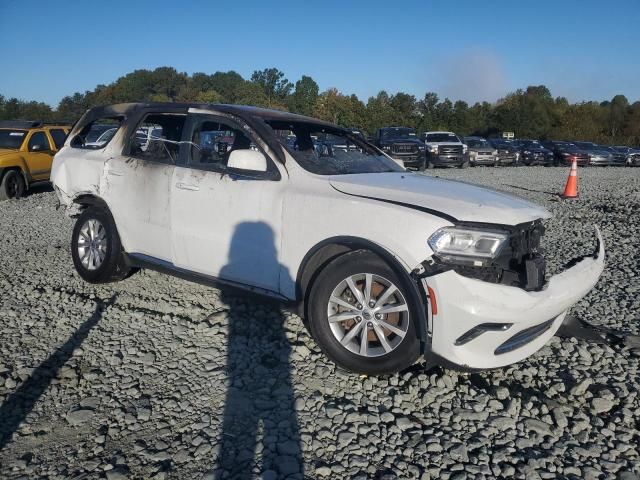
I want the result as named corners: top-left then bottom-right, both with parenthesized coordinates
top-left (0, 166), bottom-right (639, 480)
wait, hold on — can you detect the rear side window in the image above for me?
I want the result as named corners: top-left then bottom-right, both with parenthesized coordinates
top-left (128, 113), bottom-right (186, 164)
top-left (49, 129), bottom-right (68, 149)
top-left (28, 131), bottom-right (51, 152)
top-left (71, 117), bottom-right (123, 149)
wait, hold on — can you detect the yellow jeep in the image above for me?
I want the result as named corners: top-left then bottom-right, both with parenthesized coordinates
top-left (0, 120), bottom-right (70, 200)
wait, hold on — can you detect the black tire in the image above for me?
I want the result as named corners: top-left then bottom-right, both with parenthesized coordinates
top-left (459, 160), bottom-right (469, 169)
top-left (0, 170), bottom-right (26, 200)
top-left (417, 159), bottom-right (426, 172)
top-left (71, 206), bottom-right (130, 283)
top-left (307, 250), bottom-right (421, 375)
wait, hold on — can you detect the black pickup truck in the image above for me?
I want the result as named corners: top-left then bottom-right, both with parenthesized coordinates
top-left (373, 127), bottom-right (426, 170)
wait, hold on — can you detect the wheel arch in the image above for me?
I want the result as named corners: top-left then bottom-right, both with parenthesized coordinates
top-left (72, 193), bottom-right (111, 214)
top-left (295, 236), bottom-right (429, 353)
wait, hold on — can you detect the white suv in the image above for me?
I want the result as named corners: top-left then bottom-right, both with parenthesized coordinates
top-left (52, 103), bottom-right (605, 374)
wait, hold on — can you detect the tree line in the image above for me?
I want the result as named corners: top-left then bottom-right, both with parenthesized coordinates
top-left (1, 66), bottom-right (639, 145)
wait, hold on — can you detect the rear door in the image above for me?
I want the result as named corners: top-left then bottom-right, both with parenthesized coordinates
top-left (170, 110), bottom-right (285, 292)
top-left (103, 112), bottom-right (186, 262)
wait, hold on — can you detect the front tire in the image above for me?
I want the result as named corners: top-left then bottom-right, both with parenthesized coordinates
top-left (307, 251), bottom-right (420, 375)
top-left (71, 207), bottom-right (130, 283)
top-left (418, 159), bottom-right (426, 172)
top-left (459, 160), bottom-right (469, 169)
top-left (0, 170), bottom-right (26, 200)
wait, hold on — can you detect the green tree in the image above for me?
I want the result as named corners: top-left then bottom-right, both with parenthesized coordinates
top-left (250, 68), bottom-right (293, 107)
top-left (289, 75), bottom-right (319, 116)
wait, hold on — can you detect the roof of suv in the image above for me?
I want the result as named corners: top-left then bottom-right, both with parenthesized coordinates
top-left (0, 120), bottom-right (70, 129)
top-left (81, 102), bottom-right (339, 129)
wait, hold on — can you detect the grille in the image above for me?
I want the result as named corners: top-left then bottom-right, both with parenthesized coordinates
top-left (392, 143), bottom-right (418, 154)
top-left (439, 145), bottom-right (463, 155)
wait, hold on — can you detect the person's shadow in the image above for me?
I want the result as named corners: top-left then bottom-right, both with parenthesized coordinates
top-left (215, 222), bottom-right (303, 479)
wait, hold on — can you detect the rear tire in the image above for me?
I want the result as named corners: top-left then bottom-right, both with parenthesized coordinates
top-left (0, 170), bottom-right (26, 200)
top-left (307, 251), bottom-right (421, 375)
top-left (71, 206), bottom-right (130, 283)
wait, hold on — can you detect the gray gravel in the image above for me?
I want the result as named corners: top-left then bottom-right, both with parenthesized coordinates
top-left (0, 167), bottom-right (639, 479)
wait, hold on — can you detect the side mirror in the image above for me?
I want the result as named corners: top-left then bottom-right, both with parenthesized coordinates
top-left (30, 144), bottom-right (46, 152)
top-left (227, 149), bottom-right (267, 172)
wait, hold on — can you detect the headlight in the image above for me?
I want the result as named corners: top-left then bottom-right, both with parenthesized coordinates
top-left (428, 227), bottom-right (509, 261)
top-left (492, 150), bottom-right (498, 155)
top-left (418, 144), bottom-right (426, 151)
top-left (429, 145), bottom-right (438, 153)
top-left (462, 145), bottom-right (468, 154)
top-left (382, 145), bottom-right (391, 151)
top-left (523, 150), bottom-right (531, 154)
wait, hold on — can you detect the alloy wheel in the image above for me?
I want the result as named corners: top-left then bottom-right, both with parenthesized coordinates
top-left (327, 273), bottom-right (410, 357)
top-left (77, 219), bottom-right (107, 271)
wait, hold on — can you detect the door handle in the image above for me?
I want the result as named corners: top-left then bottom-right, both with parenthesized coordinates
top-left (176, 182), bottom-right (200, 191)
top-left (108, 170), bottom-right (124, 176)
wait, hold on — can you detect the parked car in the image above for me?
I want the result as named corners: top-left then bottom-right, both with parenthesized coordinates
top-left (572, 141), bottom-right (614, 166)
top-left (518, 140), bottom-right (555, 166)
top-left (52, 103), bottom-right (604, 375)
top-left (463, 137), bottom-right (498, 166)
top-left (0, 120), bottom-right (70, 200)
top-left (542, 141), bottom-right (590, 166)
top-left (489, 138), bottom-right (520, 166)
top-left (613, 146), bottom-right (640, 166)
top-left (421, 131), bottom-right (468, 169)
top-left (600, 146), bottom-right (628, 166)
top-left (373, 127), bottom-right (426, 170)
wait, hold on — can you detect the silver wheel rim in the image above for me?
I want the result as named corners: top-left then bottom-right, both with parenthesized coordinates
top-left (327, 273), bottom-right (409, 357)
top-left (77, 219), bottom-right (107, 271)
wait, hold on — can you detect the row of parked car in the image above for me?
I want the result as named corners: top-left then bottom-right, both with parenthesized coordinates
top-left (369, 126), bottom-right (640, 170)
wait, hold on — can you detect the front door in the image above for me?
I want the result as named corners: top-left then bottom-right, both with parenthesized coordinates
top-left (170, 112), bottom-right (285, 293)
top-left (25, 130), bottom-right (54, 180)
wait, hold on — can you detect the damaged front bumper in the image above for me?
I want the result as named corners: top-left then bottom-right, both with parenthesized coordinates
top-left (423, 226), bottom-right (605, 369)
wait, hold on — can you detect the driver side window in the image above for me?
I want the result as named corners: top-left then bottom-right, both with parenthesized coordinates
top-left (189, 119), bottom-right (252, 170)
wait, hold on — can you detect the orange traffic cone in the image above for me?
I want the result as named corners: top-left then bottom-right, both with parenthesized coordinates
top-left (562, 158), bottom-right (578, 199)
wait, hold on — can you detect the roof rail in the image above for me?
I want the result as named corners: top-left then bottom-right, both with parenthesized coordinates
top-left (0, 119), bottom-right (43, 129)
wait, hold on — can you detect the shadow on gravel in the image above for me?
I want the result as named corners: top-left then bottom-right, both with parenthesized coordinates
top-left (0, 295), bottom-right (116, 450)
top-left (215, 222), bottom-right (303, 479)
top-left (24, 182), bottom-right (54, 198)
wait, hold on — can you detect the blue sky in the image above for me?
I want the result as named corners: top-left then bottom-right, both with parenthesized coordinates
top-left (1, 0), bottom-right (639, 107)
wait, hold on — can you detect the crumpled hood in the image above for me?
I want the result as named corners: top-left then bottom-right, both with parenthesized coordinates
top-left (329, 172), bottom-right (551, 225)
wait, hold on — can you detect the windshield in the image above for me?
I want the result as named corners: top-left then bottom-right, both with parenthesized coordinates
top-left (0, 129), bottom-right (27, 149)
top-left (381, 128), bottom-right (416, 140)
top-left (465, 138), bottom-right (489, 148)
top-left (426, 133), bottom-right (459, 143)
top-left (267, 121), bottom-right (402, 175)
